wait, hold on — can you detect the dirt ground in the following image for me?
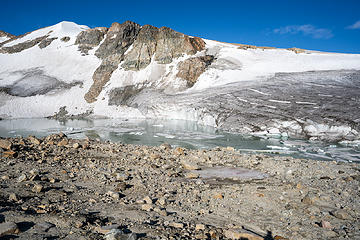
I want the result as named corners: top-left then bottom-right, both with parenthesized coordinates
top-left (0, 133), bottom-right (359, 239)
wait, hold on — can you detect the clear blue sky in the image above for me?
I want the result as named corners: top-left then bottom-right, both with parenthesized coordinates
top-left (1, 0), bottom-right (360, 53)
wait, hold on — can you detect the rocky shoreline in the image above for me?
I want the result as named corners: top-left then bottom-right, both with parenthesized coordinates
top-left (0, 133), bottom-right (359, 239)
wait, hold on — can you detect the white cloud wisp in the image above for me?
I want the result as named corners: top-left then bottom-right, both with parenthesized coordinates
top-left (274, 24), bottom-right (333, 39)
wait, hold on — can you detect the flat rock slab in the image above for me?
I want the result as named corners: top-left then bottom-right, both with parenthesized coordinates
top-left (0, 222), bottom-right (19, 237)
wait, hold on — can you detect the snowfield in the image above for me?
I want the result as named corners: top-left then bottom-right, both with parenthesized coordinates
top-left (0, 21), bottom-right (360, 141)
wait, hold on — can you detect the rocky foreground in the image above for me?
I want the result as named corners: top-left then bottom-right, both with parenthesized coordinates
top-left (0, 134), bottom-right (359, 239)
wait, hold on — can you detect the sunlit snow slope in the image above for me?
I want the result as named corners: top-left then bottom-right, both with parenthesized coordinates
top-left (0, 21), bottom-right (360, 141)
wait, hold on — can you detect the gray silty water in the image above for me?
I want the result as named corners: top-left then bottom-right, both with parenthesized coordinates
top-left (0, 118), bottom-right (359, 163)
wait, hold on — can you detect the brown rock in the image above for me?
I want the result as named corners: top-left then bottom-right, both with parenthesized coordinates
top-left (213, 193), bottom-right (224, 199)
top-left (321, 220), bottom-right (332, 229)
top-left (0, 139), bottom-right (12, 150)
top-left (9, 193), bottom-right (18, 202)
top-left (28, 136), bottom-right (41, 145)
top-left (176, 55), bottom-right (215, 87)
top-left (32, 184), bottom-right (43, 193)
top-left (287, 47), bottom-right (305, 54)
top-left (185, 172), bottom-right (199, 179)
top-left (331, 209), bottom-right (351, 220)
top-left (195, 224), bottom-right (206, 231)
top-left (223, 230), bottom-right (264, 240)
top-left (141, 204), bottom-right (153, 212)
top-left (181, 161), bottom-right (200, 170)
top-left (169, 222), bottom-right (184, 228)
top-left (301, 193), bottom-right (318, 205)
top-left (57, 138), bottom-right (68, 147)
top-left (2, 150), bottom-right (16, 158)
top-left (0, 222), bottom-right (19, 237)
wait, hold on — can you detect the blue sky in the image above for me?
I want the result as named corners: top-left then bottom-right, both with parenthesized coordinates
top-left (1, 0), bottom-right (360, 53)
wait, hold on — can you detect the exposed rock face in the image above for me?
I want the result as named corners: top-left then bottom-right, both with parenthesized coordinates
top-left (176, 55), bottom-right (214, 86)
top-left (1, 35), bottom-right (48, 53)
top-left (38, 37), bottom-right (57, 49)
top-left (75, 27), bottom-right (107, 54)
top-left (84, 21), bottom-right (141, 103)
top-left (95, 22), bottom-right (140, 59)
top-left (288, 47), bottom-right (305, 54)
top-left (121, 25), bottom-right (159, 70)
top-left (60, 36), bottom-right (70, 42)
top-left (122, 25), bottom-right (205, 70)
top-left (0, 30), bottom-right (15, 39)
top-left (83, 21), bottom-right (206, 103)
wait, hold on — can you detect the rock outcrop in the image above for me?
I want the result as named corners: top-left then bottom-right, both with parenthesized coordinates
top-left (38, 37), bottom-right (58, 49)
top-left (288, 47), bottom-right (305, 54)
top-left (1, 35), bottom-right (48, 54)
top-left (176, 55), bottom-right (214, 86)
top-left (0, 30), bottom-right (15, 39)
top-left (84, 21), bottom-right (141, 103)
top-left (75, 27), bottom-right (107, 54)
top-left (84, 21), bottom-right (206, 103)
top-left (122, 25), bottom-right (205, 70)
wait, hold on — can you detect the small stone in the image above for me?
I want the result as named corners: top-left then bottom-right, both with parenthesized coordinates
top-left (28, 136), bottom-right (41, 145)
top-left (95, 224), bottom-right (121, 234)
top-left (32, 184), bottom-right (43, 193)
top-left (156, 197), bottom-right (166, 206)
top-left (35, 222), bottom-right (55, 232)
top-left (57, 138), bottom-right (68, 147)
top-left (226, 146), bottom-right (235, 151)
top-left (0, 222), bottom-right (19, 237)
top-left (115, 173), bottom-right (128, 181)
top-left (321, 220), bottom-right (332, 229)
top-left (61, 36), bottom-right (70, 42)
top-left (143, 196), bottom-right (153, 204)
top-left (104, 229), bottom-right (137, 240)
top-left (1, 175), bottom-right (9, 180)
top-left (74, 221), bottom-right (84, 228)
top-left (170, 222), bottom-right (184, 228)
top-left (73, 143), bottom-right (80, 149)
top-left (141, 204), bottom-right (153, 212)
top-left (115, 182), bottom-right (127, 191)
top-left (154, 207), bottom-right (168, 216)
top-left (17, 174), bottom-right (27, 182)
top-left (185, 172), bottom-right (199, 179)
top-left (8, 193), bottom-right (18, 202)
top-left (301, 193), bottom-right (318, 205)
top-left (160, 143), bottom-right (172, 150)
top-left (181, 161), bottom-right (200, 170)
top-left (174, 147), bottom-right (185, 156)
top-left (107, 191), bottom-right (120, 200)
top-left (2, 151), bottom-right (16, 158)
top-left (0, 139), bottom-right (12, 150)
top-left (331, 209), bottom-right (351, 220)
top-left (49, 178), bottom-right (56, 183)
top-left (223, 230), bottom-right (263, 240)
top-left (213, 193), bottom-right (224, 199)
top-left (195, 224), bottom-right (206, 231)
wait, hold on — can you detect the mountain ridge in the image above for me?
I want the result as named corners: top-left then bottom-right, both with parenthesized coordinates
top-left (0, 20), bottom-right (360, 142)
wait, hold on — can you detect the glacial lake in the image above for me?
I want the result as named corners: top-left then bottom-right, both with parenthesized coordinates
top-left (0, 118), bottom-right (359, 163)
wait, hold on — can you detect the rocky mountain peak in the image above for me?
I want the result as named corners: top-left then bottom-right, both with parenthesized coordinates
top-left (0, 30), bottom-right (15, 38)
top-left (82, 20), bottom-right (206, 103)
